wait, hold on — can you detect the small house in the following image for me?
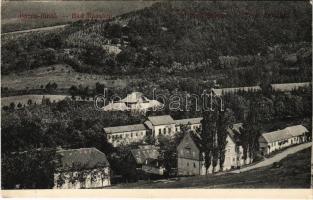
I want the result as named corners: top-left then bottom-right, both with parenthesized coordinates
top-left (53, 148), bottom-right (110, 189)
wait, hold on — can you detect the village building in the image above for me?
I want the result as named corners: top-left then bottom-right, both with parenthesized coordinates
top-left (177, 123), bottom-right (247, 176)
top-left (212, 86), bottom-right (262, 96)
top-left (270, 82), bottom-right (311, 92)
top-left (144, 115), bottom-right (176, 138)
top-left (127, 145), bottom-right (165, 176)
top-left (258, 125), bottom-right (309, 156)
top-left (285, 125), bottom-right (309, 144)
top-left (104, 124), bottom-right (148, 147)
top-left (175, 117), bottom-right (202, 133)
top-left (53, 148), bottom-right (110, 189)
top-left (103, 92), bottom-right (163, 113)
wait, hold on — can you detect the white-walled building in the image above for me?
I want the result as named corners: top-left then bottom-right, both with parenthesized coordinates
top-left (103, 92), bottom-right (163, 113)
top-left (175, 117), bottom-right (202, 133)
top-left (144, 115), bottom-right (176, 138)
top-left (104, 124), bottom-right (147, 147)
top-left (53, 148), bottom-right (110, 189)
top-left (177, 123), bottom-right (249, 176)
top-left (258, 125), bottom-right (309, 156)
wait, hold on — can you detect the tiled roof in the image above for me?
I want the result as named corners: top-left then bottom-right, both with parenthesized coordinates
top-left (130, 146), bottom-right (159, 165)
top-left (175, 117), bottom-right (203, 126)
top-left (284, 125), bottom-right (308, 137)
top-left (261, 124), bottom-right (309, 143)
top-left (212, 86), bottom-right (261, 96)
top-left (261, 129), bottom-right (290, 143)
top-left (56, 148), bottom-right (109, 172)
top-left (270, 82), bottom-right (311, 92)
top-left (147, 115), bottom-right (175, 126)
top-left (103, 124), bottom-right (146, 134)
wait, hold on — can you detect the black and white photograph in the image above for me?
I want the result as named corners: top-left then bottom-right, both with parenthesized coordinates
top-left (1, 0), bottom-right (312, 195)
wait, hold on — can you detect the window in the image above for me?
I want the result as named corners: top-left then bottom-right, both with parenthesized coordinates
top-left (193, 163), bottom-right (196, 168)
top-left (159, 129), bottom-right (161, 135)
top-left (168, 128), bottom-right (171, 134)
top-left (135, 133), bottom-right (138, 137)
top-left (163, 128), bottom-right (166, 134)
top-left (187, 162), bottom-right (189, 167)
top-left (131, 133), bottom-right (133, 137)
top-left (176, 127), bottom-right (178, 132)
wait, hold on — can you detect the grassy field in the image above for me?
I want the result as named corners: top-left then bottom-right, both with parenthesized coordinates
top-left (111, 148), bottom-right (311, 188)
top-left (1, 64), bottom-right (129, 90)
top-left (1, 94), bottom-right (71, 107)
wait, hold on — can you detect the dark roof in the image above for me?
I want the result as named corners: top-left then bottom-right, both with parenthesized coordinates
top-left (227, 123), bottom-right (243, 142)
top-left (130, 146), bottom-right (159, 165)
top-left (103, 124), bottom-right (147, 134)
top-left (188, 132), bottom-right (203, 151)
top-left (175, 117), bottom-right (202, 126)
top-left (56, 148), bottom-right (110, 172)
top-left (147, 115), bottom-right (175, 126)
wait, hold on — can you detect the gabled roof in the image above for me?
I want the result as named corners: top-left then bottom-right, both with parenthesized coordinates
top-left (130, 146), bottom-right (159, 165)
top-left (270, 82), bottom-right (311, 92)
top-left (144, 120), bottom-right (154, 130)
top-left (260, 129), bottom-right (290, 143)
top-left (147, 115), bottom-right (175, 126)
top-left (212, 86), bottom-right (261, 96)
top-left (284, 125), bottom-right (308, 137)
top-left (120, 92), bottom-right (148, 103)
top-left (103, 124), bottom-right (146, 134)
top-left (56, 148), bottom-right (109, 172)
top-left (175, 117), bottom-right (203, 126)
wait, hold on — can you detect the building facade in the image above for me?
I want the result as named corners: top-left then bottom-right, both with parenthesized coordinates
top-left (53, 148), bottom-right (110, 189)
top-left (144, 115), bottom-right (176, 138)
top-left (104, 124), bottom-right (147, 147)
top-left (177, 123), bottom-right (248, 176)
top-left (258, 125), bottom-right (309, 156)
top-left (175, 117), bottom-right (202, 133)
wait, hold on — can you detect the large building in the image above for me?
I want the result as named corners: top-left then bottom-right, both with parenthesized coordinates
top-left (258, 125), bottom-right (309, 156)
top-left (104, 115), bottom-right (203, 147)
top-left (177, 123), bottom-right (248, 176)
top-left (175, 117), bottom-right (202, 133)
top-left (53, 148), bottom-right (111, 189)
top-left (104, 124), bottom-right (148, 147)
top-left (103, 92), bottom-right (163, 113)
top-left (144, 115), bottom-right (176, 138)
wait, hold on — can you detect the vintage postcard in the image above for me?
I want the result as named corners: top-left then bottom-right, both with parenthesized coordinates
top-left (1, 0), bottom-right (312, 198)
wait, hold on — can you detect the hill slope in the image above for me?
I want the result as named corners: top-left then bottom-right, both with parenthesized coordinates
top-left (1, 1), bottom-right (312, 87)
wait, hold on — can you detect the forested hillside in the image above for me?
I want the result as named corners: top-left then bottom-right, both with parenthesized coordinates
top-left (1, 1), bottom-right (312, 87)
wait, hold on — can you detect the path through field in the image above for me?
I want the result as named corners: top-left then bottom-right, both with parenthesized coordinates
top-left (230, 142), bottom-right (312, 174)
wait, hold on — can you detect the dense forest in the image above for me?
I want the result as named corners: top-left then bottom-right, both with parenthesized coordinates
top-left (1, 1), bottom-right (312, 188)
